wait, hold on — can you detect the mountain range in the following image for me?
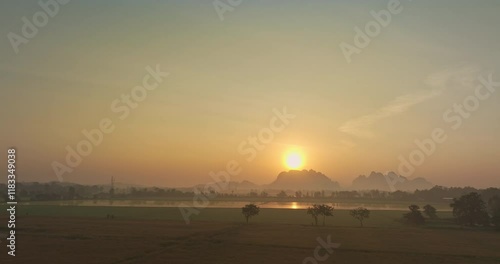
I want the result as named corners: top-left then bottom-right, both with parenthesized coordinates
top-left (208, 169), bottom-right (433, 192)
top-left (351, 171), bottom-right (433, 191)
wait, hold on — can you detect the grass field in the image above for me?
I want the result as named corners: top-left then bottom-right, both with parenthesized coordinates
top-left (0, 205), bottom-right (499, 263)
top-left (2, 204), bottom-right (453, 226)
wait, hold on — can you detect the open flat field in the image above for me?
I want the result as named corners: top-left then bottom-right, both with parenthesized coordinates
top-left (0, 205), bottom-right (453, 226)
top-left (1, 206), bottom-right (499, 263)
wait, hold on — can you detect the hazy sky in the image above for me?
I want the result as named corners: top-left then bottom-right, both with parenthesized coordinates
top-left (1, 0), bottom-right (499, 188)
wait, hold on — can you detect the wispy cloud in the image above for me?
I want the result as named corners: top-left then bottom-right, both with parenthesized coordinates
top-left (339, 63), bottom-right (481, 138)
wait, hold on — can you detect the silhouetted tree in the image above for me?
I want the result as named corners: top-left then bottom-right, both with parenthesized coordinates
top-left (318, 204), bottom-right (334, 226)
top-left (488, 196), bottom-right (500, 226)
top-left (403, 205), bottom-right (425, 225)
top-left (307, 204), bottom-right (321, 226)
top-left (277, 190), bottom-right (288, 198)
top-left (248, 191), bottom-right (258, 197)
top-left (307, 204), bottom-right (334, 226)
top-left (450, 192), bottom-right (489, 226)
top-left (68, 186), bottom-right (76, 200)
top-left (350, 207), bottom-right (370, 227)
top-left (109, 177), bottom-right (115, 198)
top-left (423, 204), bottom-right (438, 219)
top-left (242, 204), bottom-right (260, 223)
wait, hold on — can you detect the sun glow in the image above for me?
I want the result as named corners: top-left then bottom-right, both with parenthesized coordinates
top-left (284, 152), bottom-right (304, 170)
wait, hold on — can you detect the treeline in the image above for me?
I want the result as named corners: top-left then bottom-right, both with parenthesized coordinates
top-left (0, 182), bottom-right (499, 202)
top-left (402, 192), bottom-right (500, 228)
top-left (222, 187), bottom-right (500, 203)
top-left (242, 192), bottom-right (500, 228)
top-left (0, 182), bottom-right (195, 201)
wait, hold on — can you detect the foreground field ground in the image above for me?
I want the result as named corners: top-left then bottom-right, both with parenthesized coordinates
top-left (1, 206), bottom-right (499, 263)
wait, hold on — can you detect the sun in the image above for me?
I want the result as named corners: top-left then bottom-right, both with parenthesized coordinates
top-left (284, 152), bottom-right (304, 170)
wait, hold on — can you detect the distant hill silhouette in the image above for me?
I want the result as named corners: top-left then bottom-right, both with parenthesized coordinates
top-left (265, 169), bottom-right (341, 191)
top-left (199, 170), bottom-right (432, 192)
top-left (351, 171), bottom-right (433, 191)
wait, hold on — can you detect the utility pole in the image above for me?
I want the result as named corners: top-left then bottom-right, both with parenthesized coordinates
top-left (110, 176), bottom-right (115, 198)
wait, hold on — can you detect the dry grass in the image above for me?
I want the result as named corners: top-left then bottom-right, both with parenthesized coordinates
top-left (1, 215), bottom-right (500, 264)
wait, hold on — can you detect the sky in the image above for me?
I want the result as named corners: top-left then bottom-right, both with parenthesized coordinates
top-left (1, 0), bottom-right (499, 188)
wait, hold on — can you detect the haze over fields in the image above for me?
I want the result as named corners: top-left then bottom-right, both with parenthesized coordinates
top-left (2, 2), bottom-right (500, 264)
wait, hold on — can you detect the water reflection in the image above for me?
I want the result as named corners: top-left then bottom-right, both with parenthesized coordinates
top-left (21, 200), bottom-right (452, 211)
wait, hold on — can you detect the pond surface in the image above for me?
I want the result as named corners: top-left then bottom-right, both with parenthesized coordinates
top-left (22, 200), bottom-right (452, 211)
